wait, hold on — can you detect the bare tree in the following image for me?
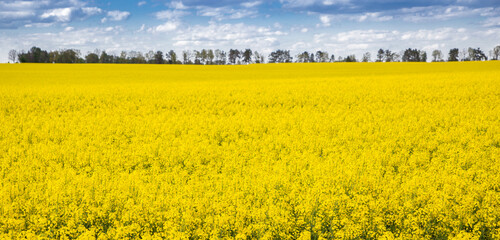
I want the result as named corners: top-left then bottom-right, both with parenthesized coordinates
top-left (491, 45), bottom-right (500, 60)
top-left (460, 48), bottom-right (468, 61)
top-left (182, 50), bottom-right (192, 64)
top-left (207, 49), bottom-right (214, 64)
top-left (361, 52), bottom-right (371, 62)
top-left (431, 50), bottom-right (443, 62)
top-left (467, 47), bottom-right (487, 61)
top-left (253, 51), bottom-right (264, 63)
top-left (145, 51), bottom-right (155, 63)
top-left (214, 49), bottom-right (225, 65)
top-left (8, 49), bottom-right (17, 63)
top-left (393, 52), bottom-right (401, 62)
top-left (296, 51), bottom-right (310, 63)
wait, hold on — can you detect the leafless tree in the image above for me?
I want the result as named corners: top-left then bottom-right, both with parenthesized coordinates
top-left (8, 49), bottom-right (17, 63)
top-left (432, 50), bottom-right (443, 62)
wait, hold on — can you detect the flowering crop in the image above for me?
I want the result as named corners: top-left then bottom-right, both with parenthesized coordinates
top-left (0, 62), bottom-right (499, 239)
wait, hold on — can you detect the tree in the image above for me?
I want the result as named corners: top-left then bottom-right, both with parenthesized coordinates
top-left (460, 48), bottom-right (468, 61)
top-left (49, 51), bottom-right (59, 63)
top-left (100, 51), bottom-right (114, 63)
top-left (376, 49), bottom-right (384, 62)
top-left (154, 51), bottom-right (164, 64)
top-left (18, 46), bottom-right (49, 63)
top-left (85, 53), bottom-right (99, 63)
top-left (129, 51), bottom-right (146, 63)
top-left (117, 51), bottom-right (128, 63)
top-left (253, 51), bottom-right (264, 64)
top-left (182, 50), bottom-right (192, 64)
top-left (315, 51), bottom-right (329, 62)
top-left (59, 49), bottom-right (81, 63)
top-left (467, 47), bottom-right (487, 61)
top-left (492, 45), bottom-right (500, 60)
top-left (361, 52), bottom-right (371, 62)
top-left (193, 50), bottom-right (202, 64)
top-left (420, 51), bottom-right (427, 62)
top-left (345, 55), bottom-right (357, 62)
top-left (214, 49), bottom-right (226, 65)
top-left (268, 50), bottom-right (292, 63)
top-left (309, 53), bottom-right (315, 63)
top-left (143, 51), bottom-right (153, 63)
top-left (8, 49), bottom-right (17, 63)
top-left (242, 49), bottom-right (253, 64)
top-left (207, 49), bottom-right (214, 65)
top-left (393, 52), bottom-right (401, 62)
top-left (432, 50), bottom-right (443, 62)
top-left (329, 54), bottom-right (335, 62)
top-left (402, 48), bottom-right (426, 62)
top-left (296, 51), bottom-right (310, 63)
top-left (30, 46), bottom-right (43, 62)
top-left (448, 48), bottom-right (459, 61)
top-left (384, 50), bottom-right (395, 62)
top-left (228, 49), bottom-right (240, 64)
top-left (200, 49), bottom-right (208, 64)
top-left (166, 50), bottom-right (177, 64)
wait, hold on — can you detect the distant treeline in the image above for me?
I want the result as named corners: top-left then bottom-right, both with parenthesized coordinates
top-left (8, 46), bottom-right (500, 64)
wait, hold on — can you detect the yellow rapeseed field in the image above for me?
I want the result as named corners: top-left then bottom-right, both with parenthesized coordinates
top-left (0, 62), bottom-right (499, 239)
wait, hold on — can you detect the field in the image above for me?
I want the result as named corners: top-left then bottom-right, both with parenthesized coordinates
top-left (0, 62), bottom-right (499, 239)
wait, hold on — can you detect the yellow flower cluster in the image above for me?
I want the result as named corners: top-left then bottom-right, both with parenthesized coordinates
top-left (0, 62), bottom-right (499, 239)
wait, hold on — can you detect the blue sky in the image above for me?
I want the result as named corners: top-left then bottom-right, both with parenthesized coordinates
top-left (1, 0), bottom-right (499, 62)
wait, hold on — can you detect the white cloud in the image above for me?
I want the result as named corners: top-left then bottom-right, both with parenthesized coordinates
top-left (172, 22), bottom-right (284, 49)
top-left (0, 1), bottom-right (106, 28)
top-left (483, 16), bottom-right (500, 27)
top-left (347, 43), bottom-right (369, 50)
top-left (101, 10), bottom-right (130, 23)
top-left (241, 1), bottom-right (263, 8)
top-left (41, 8), bottom-right (73, 22)
top-left (169, 1), bottom-right (189, 10)
top-left (155, 10), bottom-right (190, 20)
top-left (138, 1), bottom-right (147, 7)
top-left (422, 43), bottom-right (445, 52)
top-left (332, 30), bottom-right (398, 43)
top-left (24, 22), bottom-right (53, 28)
top-left (400, 6), bottom-right (497, 22)
top-left (400, 28), bottom-right (463, 41)
top-left (301, 28), bottom-right (308, 33)
top-left (150, 21), bottom-right (180, 33)
top-left (1, 26), bottom-right (127, 54)
top-left (0, 11), bottom-right (36, 19)
top-left (324, 28), bottom-right (468, 46)
top-left (82, 7), bottom-right (102, 16)
top-left (356, 12), bottom-right (393, 22)
top-left (0, 1), bottom-right (42, 10)
top-left (281, 0), bottom-right (349, 8)
top-left (319, 15), bottom-right (331, 26)
top-left (107, 10), bottom-right (131, 21)
top-left (291, 41), bottom-right (309, 51)
top-left (137, 24), bottom-right (145, 32)
top-left (307, 5), bottom-right (499, 26)
top-left (197, 7), bottom-right (257, 21)
top-left (303, 27), bottom-right (493, 60)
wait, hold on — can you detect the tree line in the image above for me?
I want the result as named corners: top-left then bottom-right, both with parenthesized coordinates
top-left (8, 46), bottom-right (500, 64)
